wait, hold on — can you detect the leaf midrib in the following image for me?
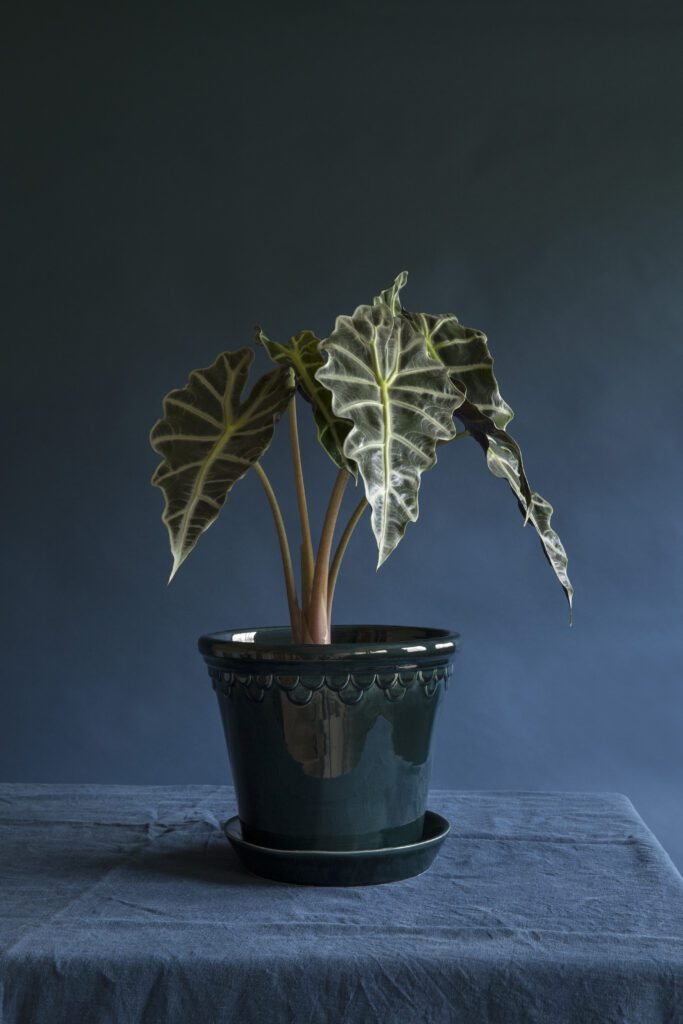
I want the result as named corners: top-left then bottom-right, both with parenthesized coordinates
top-left (172, 354), bottom-right (265, 563)
top-left (369, 322), bottom-right (395, 563)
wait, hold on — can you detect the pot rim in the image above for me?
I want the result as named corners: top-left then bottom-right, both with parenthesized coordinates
top-left (198, 624), bottom-right (461, 664)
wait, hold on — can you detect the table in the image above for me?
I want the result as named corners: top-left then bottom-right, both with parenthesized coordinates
top-left (1, 785), bottom-right (682, 1023)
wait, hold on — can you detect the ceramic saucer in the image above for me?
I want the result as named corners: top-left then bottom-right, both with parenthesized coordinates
top-left (223, 810), bottom-right (450, 886)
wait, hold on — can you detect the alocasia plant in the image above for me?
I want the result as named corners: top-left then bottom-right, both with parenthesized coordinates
top-left (150, 273), bottom-right (572, 643)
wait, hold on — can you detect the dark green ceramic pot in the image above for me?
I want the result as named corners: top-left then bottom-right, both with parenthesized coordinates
top-left (199, 625), bottom-right (459, 852)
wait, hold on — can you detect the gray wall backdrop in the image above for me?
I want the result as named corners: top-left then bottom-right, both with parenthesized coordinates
top-left (3, 3), bottom-right (683, 866)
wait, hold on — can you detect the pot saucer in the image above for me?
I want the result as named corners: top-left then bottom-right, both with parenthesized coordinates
top-left (223, 810), bottom-right (450, 886)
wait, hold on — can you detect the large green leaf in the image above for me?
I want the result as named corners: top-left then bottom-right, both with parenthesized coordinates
top-left (375, 273), bottom-right (572, 614)
top-left (256, 328), bottom-right (355, 473)
top-left (150, 348), bottom-right (294, 580)
top-left (375, 274), bottom-right (513, 429)
top-left (316, 302), bottom-right (464, 566)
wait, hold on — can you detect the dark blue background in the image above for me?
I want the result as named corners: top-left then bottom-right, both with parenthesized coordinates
top-left (3, 3), bottom-right (682, 865)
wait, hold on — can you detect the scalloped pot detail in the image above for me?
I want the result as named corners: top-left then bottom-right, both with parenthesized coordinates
top-left (208, 664), bottom-right (453, 705)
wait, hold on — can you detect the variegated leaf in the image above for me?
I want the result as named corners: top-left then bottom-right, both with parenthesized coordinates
top-left (256, 328), bottom-right (354, 473)
top-left (316, 302), bottom-right (464, 566)
top-left (150, 348), bottom-right (294, 580)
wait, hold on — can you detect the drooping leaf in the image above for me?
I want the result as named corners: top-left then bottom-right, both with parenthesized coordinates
top-left (467, 420), bottom-right (574, 619)
top-left (409, 311), bottom-right (514, 430)
top-left (256, 328), bottom-right (355, 473)
top-left (526, 493), bottom-right (573, 617)
top-left (150, 348), bottom-right (294, 580)
top-left (450, 398), bottom-right (573, 617)
top-left (316, 302), bottom-right (464, 566)
top-left (453, 399), bottom-right (533, 516)
top-left (397, 292), bottom-right (572, 616)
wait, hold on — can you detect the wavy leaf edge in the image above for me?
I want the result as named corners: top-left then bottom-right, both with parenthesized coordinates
top-left (373, 273), bottom-right (572, 616)
top-left (316, 301), bottom-right (464, 566)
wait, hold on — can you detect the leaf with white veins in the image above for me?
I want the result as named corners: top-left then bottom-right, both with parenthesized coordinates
top-left (256, 328), bottom-right (355, 473)
top-left (526, 493), bottom-right (573, 618)
top-left (316, 302), bottom-right (464, 566)
top-left (373, 270), bottom-right (409, 316)
top-left (150, 348), bottom-right (294, 580)
top-left (411, 311), bottom-right (514, 430)
top-left (382, 273), bottom-right (572, 616)
top-left (442, 390), bottom-right (573, 618)
top-left (453, 399), bottom-right (533, 514)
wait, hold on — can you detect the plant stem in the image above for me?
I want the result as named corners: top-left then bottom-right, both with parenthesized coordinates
top-left (254, 462), bottom-right (301, 641)
top-left (288, 397), bottom-right (315, 614)
top-left (327, 497), bottom-right (368, 618)
top-left (306, 468), bottom-right (349, 644)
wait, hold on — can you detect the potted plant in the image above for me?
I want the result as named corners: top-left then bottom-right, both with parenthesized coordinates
top-left (149, 272), bottom-right (572, 885)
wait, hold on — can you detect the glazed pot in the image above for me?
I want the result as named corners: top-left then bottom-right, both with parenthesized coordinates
top-left (199, 625), bottom-right (459, 852)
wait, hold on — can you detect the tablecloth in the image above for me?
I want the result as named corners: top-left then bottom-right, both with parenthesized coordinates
top-left (1, 784), bottom-right (682, 1023)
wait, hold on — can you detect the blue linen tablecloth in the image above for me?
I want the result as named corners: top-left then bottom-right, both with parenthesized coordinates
top-left (1, 785), bottom-right (682, 1023)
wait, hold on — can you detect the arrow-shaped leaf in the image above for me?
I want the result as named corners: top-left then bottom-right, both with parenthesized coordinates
top-left (257, 328), bottom-right (355, 474)
top-left (316, 302), bottom-right (464, 566)
top-left (150, 348), bottom-right (294, 580)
